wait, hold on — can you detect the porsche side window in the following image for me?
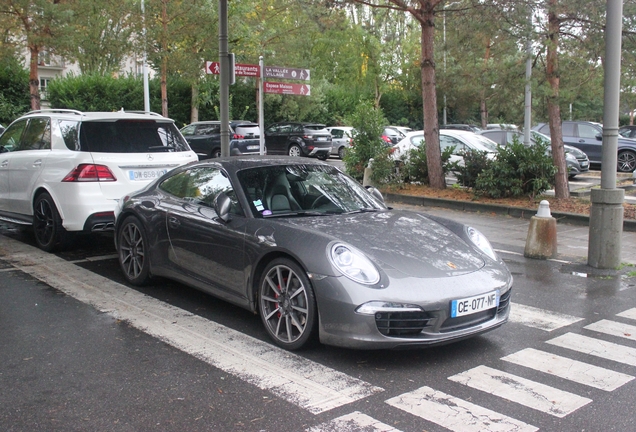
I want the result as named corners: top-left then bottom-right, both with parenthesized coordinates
top-left (160, 167), bottom-right (241, 215)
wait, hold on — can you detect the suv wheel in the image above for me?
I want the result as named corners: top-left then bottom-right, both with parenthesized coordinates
top-left (211, 148), bottom-right (222, 158)
top-left (33, 192), bottom-right (69, 252)
top-left (288, 144), bottom-right (302, 157)
top-left (338, 146), bottom-right (346, 159)
top-left (617, 150), bottom-right (636, 172)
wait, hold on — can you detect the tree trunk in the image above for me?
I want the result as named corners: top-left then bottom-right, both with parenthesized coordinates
top-left (29, 45), bottom-right (41, 111)
top-left (480, 41), bottom-right (491, 129)
top-left (546, 0), bottom-right (569, 199)
top-left (420, 12), bottom-right (445, 189)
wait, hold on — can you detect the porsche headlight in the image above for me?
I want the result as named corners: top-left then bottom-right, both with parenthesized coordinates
top-left (466, 227), bottom-right (497, 261)
top-left (329, 243), bottom-right (380, 285)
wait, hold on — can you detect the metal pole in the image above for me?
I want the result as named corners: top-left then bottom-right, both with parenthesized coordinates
top-left (442, 7), bottom-right (447, 126)
top-left (219, 0), bottom-right (230, 157)
top-left (259, 56), bottom-right (265, 155)
top-left (588, 0), bottom-right (624, 268)
top-left (141, 0), bottom-right (150, 113)
top-left (523, 8), bottom-right (532, 146)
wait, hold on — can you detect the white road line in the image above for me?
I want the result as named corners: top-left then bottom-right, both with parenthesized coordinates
top-left (69, 253), bottom-right (119, 263)
top-left (547, 332), bottom-right (636, 367)
top-left (0, 236), bottom-right (383, 414)
top-left (617, 308), bottom-right (636, 321)
top-left (306, 412), bottom-right (402, 432)
top-left (509, 302), bottom-right (583, 331)
top-left (585, 319), bottom-right (636, 342)
top-left (448, 365), bottom-right (592, 418)
top-left (502, 348), bottom-right (634, 391)
top-left (385, 386), bottom-right (538, 432)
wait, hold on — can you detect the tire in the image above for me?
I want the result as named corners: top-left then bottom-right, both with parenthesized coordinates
top-left (211, 148), bottom-right (222, 158)
top-left (288, 144), bottom-right (302, 157)
top-left (33, 192), bottom-right (68, 252)
top-left (316, 153), bottom-right (328, 161)
top-left (617, 150), bottom-right (636, 172)
top-left (338, 146), bottom-right (346, 159)
top-left (258, 258), bottom-right (317, 350)
top-left (117, 216), bottom-right (151, 285)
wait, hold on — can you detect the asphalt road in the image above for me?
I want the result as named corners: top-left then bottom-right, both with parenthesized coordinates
top-left (2, 160), bottom-right (636, 431)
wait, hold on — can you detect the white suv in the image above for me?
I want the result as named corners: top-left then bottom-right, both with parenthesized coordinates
top-left (0, 109), bottom-right (197, 251)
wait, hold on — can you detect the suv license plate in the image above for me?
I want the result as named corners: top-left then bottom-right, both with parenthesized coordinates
top-left (450, 290), bottom-right (499, 318)
top-left (128, 169), bottom-right (168, 181)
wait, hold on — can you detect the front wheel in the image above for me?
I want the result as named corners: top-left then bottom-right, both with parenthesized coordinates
top-left (617, 150), bottom-right (636, 172)
top-left (338, 146), bottom-right (346, 159)
top-left (316, 153), bottom-right (329, 161)
top-left (211, 148), bottom-right (222, 158)
top-left (117, 216), bottom-right (151, 285)
top-left (288, 144), bottom-right (302, 157)
top-left (33, 192), bottom-right (68, 252)
top-left (258, 258), bottom-right (317, 350)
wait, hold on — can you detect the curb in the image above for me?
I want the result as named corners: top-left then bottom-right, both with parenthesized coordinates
top-left (384, 193), bottom-right (636, 232)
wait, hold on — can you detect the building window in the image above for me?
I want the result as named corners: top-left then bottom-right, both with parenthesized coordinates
top-left (39, 78), bottom-right (52, 100)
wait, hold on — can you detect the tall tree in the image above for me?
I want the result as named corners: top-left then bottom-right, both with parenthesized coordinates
top-left (1, 0), bottom-right (70, 110)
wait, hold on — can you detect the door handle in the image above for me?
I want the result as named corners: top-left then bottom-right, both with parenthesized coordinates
top-left (168, 216), bottom-right (180, 229)
top-left (32, 159), bottom-right (42, 167)
top-left (0, 160), bottom-right (7, 168)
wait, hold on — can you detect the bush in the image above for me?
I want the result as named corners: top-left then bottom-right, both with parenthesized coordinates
top-left (0, 57), bottom-right (30, 124)
top-left (343, 102), bottom-right (387, 181)
top-left (404, 144), bottom-right (455, 184)
top-left (474, 139), bottom-right (556, 198)
top-left (453, 149), bottom-right (493, 188)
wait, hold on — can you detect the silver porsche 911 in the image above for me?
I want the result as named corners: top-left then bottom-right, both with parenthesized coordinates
top-left (114, 156), bottom-right (512, 350)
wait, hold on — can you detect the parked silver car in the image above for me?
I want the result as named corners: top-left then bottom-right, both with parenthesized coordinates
top-left (326, 126), bottom-right (355, 159)
top-left (114, 156), bottom-right (512, 350)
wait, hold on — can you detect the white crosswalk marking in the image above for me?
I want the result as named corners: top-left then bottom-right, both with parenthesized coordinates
top-left (0, 237), bottom-right (383, 415)
top-left (502, 348), bottom-right (634, 391)
top-left (585, 319), bottom-right (636, 342)
top-left (617, 308), bottom-right (636, 321)
top-left (385, 386), bottom-right (538, 432)
top-left (306, 412), bottom-right (402, 432)
top-left (547, 332), bottom-right (636, 367)
top-left (509, 302), bottom-right (583, 331)
top-left (448, 365), bottom-right (592, 417)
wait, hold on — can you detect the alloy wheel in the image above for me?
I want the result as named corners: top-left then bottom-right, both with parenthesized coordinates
top-left (120, 221), bottom-right (146, 281)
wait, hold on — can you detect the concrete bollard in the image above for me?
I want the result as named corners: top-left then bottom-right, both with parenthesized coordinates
top-left (362, 158), bottom-right (374, 187)
top-left (524, 200), bottom-right (558, 259)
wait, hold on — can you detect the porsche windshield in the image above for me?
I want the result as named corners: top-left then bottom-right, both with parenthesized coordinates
top-left (237, 164), bottom-right (387, 217)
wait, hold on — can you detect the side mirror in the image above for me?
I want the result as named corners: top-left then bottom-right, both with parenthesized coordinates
top-left (365, 186), bottom-right (384, 203)
top-left (214, 192), bottom-right (232, 222)
top-left (0, 146), bottom-right (6, 153)
top-left (596, 133), bottom-right (603, 141)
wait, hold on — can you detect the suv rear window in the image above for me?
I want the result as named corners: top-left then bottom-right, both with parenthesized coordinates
top-left (78, 120), bottom-right (190, 153)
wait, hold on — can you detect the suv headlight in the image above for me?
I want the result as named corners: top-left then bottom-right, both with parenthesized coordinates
top-left (466, 227), bottom-right (497, 261)
top-left (329, 243), bottom-right (380, 285)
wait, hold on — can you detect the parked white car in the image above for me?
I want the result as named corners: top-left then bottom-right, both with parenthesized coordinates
top-left (0, 109), bottom-right (197, 251)
top-left (392, 129), bottom-right (498, 165)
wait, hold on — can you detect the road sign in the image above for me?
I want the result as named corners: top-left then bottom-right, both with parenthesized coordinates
top-left (206, 61), bottom-right (260, 77)
top-left (264, 66), bottom-right (310, 81)
top-left (264, 82), bottom-right (311, 96)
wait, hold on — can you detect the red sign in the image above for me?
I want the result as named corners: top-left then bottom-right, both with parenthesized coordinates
top-left (264, 82), bottom-right (311, 96)
top-left (206, 61), bottom-right (260, 77)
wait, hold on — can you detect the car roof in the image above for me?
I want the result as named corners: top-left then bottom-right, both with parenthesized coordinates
top-left (17, 109), bottom-right (173, 123)
top-left (189, 155), bottom-right (331, 175)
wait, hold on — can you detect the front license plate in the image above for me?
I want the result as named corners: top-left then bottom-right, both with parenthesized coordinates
top-left (128, 168), bottom-right (168, 181)
top-left (450, 290), bottom-right (499, 318)
top-left (580, 161), bottom-right (589, 167)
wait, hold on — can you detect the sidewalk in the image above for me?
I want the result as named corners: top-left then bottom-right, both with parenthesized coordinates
top-left (386, 195), bottom-right (636, 266)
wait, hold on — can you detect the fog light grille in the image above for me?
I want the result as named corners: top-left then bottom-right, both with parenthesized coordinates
top-left (375, 311), bottom-right (433, 337)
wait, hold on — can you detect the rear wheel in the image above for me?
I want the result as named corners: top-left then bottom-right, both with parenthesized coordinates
top-left (338, 146), bottom-right (346, 159)
top-left (288, 144), bottom-right (302, 157)
top-left (316, 153), bottom-right (328, 161)
top-left (211, 148), bottom-right (222, 158)
top-left (117, 216), bottom-right (151, 285)
top-left (33, 192), bottom-right (69, 252)
top-left (258, 258), bottom-right (317, 350)
top-left (617, 150), bottom-right (636, 172)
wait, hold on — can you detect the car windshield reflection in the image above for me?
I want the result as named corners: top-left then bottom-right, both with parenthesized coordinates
top-left (236, 164), bottom-right (387, 217)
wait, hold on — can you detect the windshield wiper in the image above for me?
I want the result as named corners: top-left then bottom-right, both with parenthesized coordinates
top-left (344, 208), bottom-right (382, 215)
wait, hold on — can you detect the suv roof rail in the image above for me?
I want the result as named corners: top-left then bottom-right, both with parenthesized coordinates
top-left (120, 109), bottom-right (164, 117)
top-left (27, 109), bottom-right (83, 116)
